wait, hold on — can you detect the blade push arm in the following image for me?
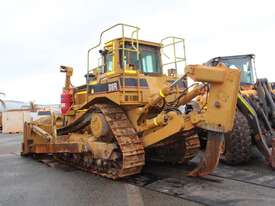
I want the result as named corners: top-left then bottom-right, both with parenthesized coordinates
top-left (139, 64), bottom-right (240, 133)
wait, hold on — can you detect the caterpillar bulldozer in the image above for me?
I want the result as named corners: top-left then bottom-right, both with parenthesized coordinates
top-left (21, 24), bottom-right (241, 179)
top-left (205, 54), bottom-right (275, 168)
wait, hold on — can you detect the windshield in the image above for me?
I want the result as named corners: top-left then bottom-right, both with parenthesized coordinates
top-left (120, 44), bottom-right (161, 74)
top-left (214, 56), bottom-right (255, 84)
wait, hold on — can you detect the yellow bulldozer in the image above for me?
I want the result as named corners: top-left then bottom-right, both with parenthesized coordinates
top-left (21, 24), bottom-right (241, 179)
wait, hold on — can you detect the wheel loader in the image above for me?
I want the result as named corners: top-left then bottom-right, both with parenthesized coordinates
top-left (21, 23), bottom-right (241, 179)
top-left (205, 54), bottom-right (275, 168)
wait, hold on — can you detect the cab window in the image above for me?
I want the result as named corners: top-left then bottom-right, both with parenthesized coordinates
top-left (105, 54), bottom-right (113, 72)
top-left (141, 50), bottom-right (159, 73)
top-left (120, 44), bottom-right (161, 74)
top-left (222, 57), bottom-right (255, 84)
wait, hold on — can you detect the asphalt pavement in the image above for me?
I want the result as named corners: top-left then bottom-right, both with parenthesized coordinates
top-left (1, 133), bottom-right (275, 206)
top-left (0, 134), bottom-right (201, 206)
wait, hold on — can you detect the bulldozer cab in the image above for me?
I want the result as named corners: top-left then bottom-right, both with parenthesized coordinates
top-left (87, 24), bottom-right (186, 80)
top-left (205, 54), bottom-right (256, 85)
top-left (67, 24), bottom-right (188, 109)
top-left (98, 38), bottom-right (162, 75)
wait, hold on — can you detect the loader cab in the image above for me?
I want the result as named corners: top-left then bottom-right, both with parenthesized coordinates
top-left (206, 54), bottom-right (256, 85)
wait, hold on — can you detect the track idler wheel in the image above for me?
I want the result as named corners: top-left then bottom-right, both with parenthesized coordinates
top-left (188, 131), bottom-right (224, 176)
top-left (90, 112), bottom-right (112, 141)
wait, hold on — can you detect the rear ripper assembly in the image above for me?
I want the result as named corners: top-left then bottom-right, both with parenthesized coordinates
top-left (206, 54), bottom-right (275, 169)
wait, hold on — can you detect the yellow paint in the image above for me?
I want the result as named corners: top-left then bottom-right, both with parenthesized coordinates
top-left (153, 118), bottom-right (159, 126)
top-left (89, 81), bottom-right (97, 85)
top-left (125, 70), bottom-right (137, 74)
top-left (238, 94), bottom-right (256, 115)
top-left (106, 71), bottom-right (115, 76)
top-left (76, 91), bottom-right (87, 95)
top-left (77, 109), bottom-right (88, 112)
top-left (159, 90), bottom-right (165, 97)
top-left (142, 112), bottom-right (184, 147)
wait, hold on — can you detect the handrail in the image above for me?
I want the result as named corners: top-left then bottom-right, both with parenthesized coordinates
top-left (86, 23), bottom-right (140, 102)
top-left (160, 36), bottom-right (186, 74)
top-left (87, 23), bottom-right (140, 76)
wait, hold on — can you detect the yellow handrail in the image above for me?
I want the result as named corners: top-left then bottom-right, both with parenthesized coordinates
top-left (85, 23), bottom-right (140, 102)
top-left (160, 36), bottom-right (187, 74)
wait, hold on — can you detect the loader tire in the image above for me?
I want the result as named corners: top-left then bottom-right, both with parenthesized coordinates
top-left (221, 110), bottom-right (252, 165)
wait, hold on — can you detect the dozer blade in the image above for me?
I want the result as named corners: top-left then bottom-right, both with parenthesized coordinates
top-left (188, 131), bottom-right (224, 176)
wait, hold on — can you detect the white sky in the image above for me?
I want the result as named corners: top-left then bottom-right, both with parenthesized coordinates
top-left (0, 0), bottom-right (274, 104)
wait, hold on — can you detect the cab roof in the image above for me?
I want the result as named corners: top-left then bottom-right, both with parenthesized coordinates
top-left (105, 37), bottom-right (161, 48)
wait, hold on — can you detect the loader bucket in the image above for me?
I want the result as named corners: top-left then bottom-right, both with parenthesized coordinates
top-left (188, 131), bottom-right (224, 176)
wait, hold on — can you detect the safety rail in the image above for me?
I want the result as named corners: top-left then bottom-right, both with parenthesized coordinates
top-left (86, 23), bottom-right (140, 75)
top-left (160, 36), bottom-right (186, 74)
top-left (86, 23), bottom-right (141, 102)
